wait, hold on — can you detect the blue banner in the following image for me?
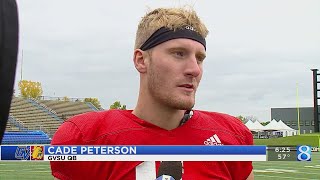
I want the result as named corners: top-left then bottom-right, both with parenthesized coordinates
top-left (1, 146), bottom-right (31, 160)
top-left (44, 145), bottom-right (266, 155)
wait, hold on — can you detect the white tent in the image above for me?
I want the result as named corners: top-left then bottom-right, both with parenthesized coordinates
top-left (252, 121), bottom-right (266, 132)
top-left (246, 119), bottom-right (297, 138)
top-left (263, 119), bottom-right (280, 131)
top-left (277, 120), bottom-right (297, 137)
top-left (245, 120), bottom-right (265, 132)
top-left (249, 121), bottom-right (267, 138)
top-left (245, 120), bottom-right (255, 131)
top-left (277, 120), bottom-right (294, 130)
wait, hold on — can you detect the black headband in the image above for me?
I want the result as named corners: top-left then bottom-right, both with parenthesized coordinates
top-left (140, 26), bottom-right (206, 51)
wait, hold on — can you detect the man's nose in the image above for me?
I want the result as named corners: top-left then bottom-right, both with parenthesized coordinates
top-left (184, 56), bottom-right (201, 77)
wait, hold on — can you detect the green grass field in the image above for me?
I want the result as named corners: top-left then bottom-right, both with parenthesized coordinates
top-left (253, 134), bottom-right (320, 179)
top-left (0, 161), bottom-right (51, 180)
top-left (253, 152), bottom-right (320, 180)
top-left (254, 134), bottom-right (320, 147)
top-left (0, 134), bottom-right (319, 179)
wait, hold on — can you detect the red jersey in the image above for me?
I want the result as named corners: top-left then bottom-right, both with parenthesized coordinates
top-left (50, 110), bottom-right (253, 180)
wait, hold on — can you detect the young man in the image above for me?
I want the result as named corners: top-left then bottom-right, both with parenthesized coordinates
top-left (51, 7), bottom-right (254, 180)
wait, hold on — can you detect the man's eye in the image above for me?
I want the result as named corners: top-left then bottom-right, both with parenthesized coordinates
top-left (197, 57), bottom-right (205, 63)
top-left (196, 55), bottom-right (205, 63)
top-left (174, 51), bottom-right (184, 57)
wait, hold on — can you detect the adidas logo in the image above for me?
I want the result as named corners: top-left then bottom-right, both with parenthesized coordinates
top-left (204, 134), bottom-right (223, 146)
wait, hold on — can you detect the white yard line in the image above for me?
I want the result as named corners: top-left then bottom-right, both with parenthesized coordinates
top-left (254, 169), bottom-right (319, 175)
top-left (255, 174), bottom-right (318, 180)
top-left (254, 164), bottom-right (320, 171)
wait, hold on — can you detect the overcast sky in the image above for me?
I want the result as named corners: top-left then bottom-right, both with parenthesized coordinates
top-left (14, 0), bottom-right (320, 121)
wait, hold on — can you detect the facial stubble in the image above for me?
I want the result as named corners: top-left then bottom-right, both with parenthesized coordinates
top-left (147, 57), bottom-right (196, 110)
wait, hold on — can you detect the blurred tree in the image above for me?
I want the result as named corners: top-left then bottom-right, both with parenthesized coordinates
top-left (62, 96), bottom-right (70, 101)
top-left (245, 115), bottom-right (259, 122)
top-left (110, 101), bottom-right (126, 110)
top-left (84, 98), bottom-right (102, 109)
top-left (260, 121), bottom-right (270, 126)
top-left (236, 115), bottom-right (247, 124)
top-left (18, 80), bottom-right (43, 99)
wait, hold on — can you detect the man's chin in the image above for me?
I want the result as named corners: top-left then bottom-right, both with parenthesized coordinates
top-left (174, 101), bottom-right (195, 110)
top-left (160, 95), bottom-right (195, 110)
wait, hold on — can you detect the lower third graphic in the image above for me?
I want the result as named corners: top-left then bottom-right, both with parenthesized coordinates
top-left (31, 146), bottom-right (44, 160)
top-left (297, 145), bottom-right (311, 161)
top-left (15, 146), bottom-right (31, 160)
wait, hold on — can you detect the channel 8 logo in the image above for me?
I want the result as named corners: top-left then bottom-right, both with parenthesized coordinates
top-left (297, 145), bottom-right (311, 161)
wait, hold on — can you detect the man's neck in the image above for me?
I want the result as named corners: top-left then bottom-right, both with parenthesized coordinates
top-left (132, 96), bottom-right (185, 130)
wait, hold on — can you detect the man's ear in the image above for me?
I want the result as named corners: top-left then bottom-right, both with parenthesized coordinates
top-left (133, 49), bottom-right (148, 73)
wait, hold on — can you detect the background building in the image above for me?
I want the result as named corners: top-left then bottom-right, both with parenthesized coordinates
top-left (271, 107), bottom-right (319, 134)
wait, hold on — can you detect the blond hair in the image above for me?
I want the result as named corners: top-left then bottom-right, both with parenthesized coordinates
top-left (134, 7), bottom-right (209, 49)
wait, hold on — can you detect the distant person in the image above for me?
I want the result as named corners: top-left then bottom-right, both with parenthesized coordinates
top-left (50, 7), bottom-right (254, 180)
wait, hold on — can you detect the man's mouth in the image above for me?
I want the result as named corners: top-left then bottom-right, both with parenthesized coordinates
top-left (178, 84), bottom-right (195, 91)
